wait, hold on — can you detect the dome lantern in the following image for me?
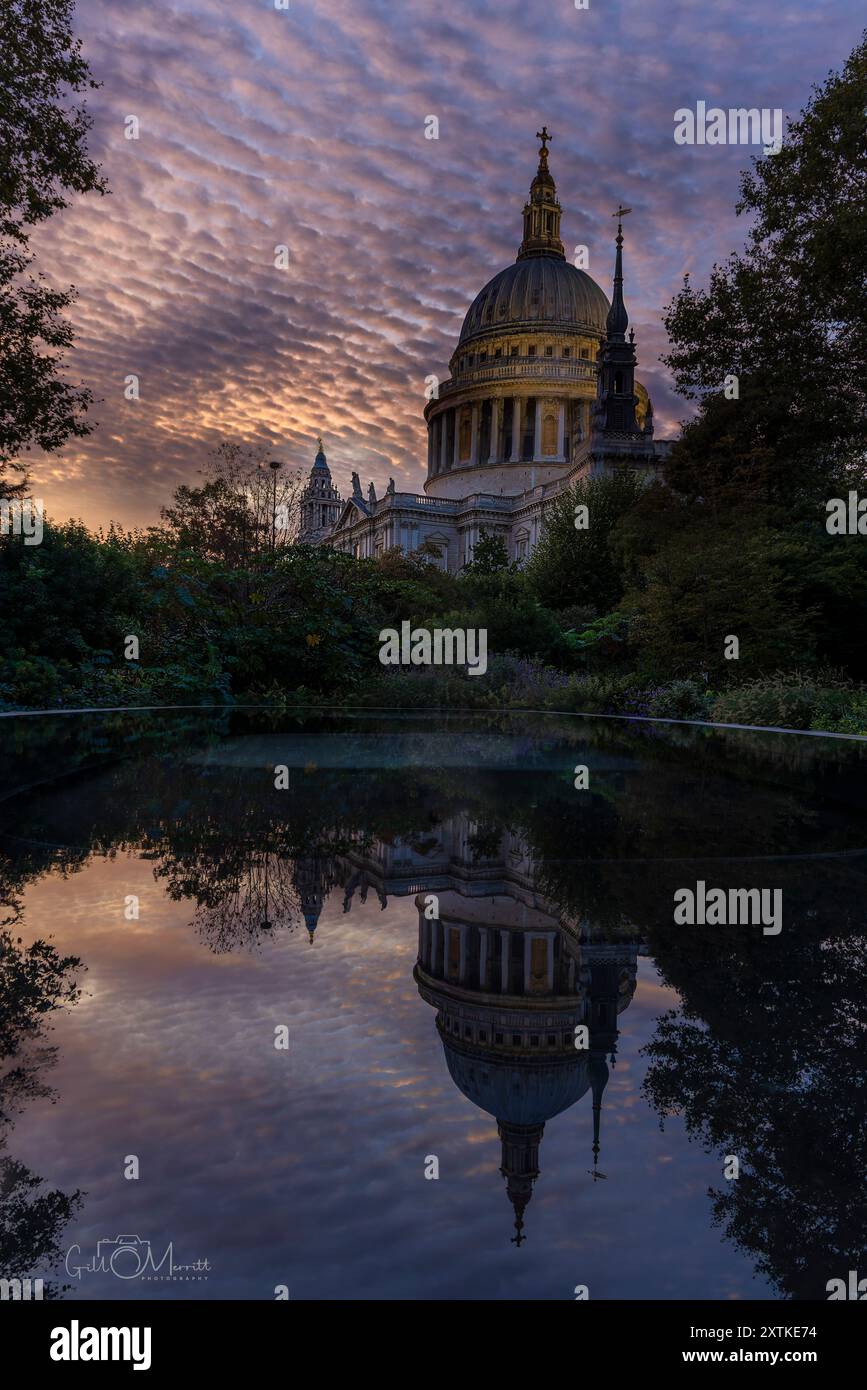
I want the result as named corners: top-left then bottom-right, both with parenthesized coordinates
top-left (517, 126), bottom-right (565, 262)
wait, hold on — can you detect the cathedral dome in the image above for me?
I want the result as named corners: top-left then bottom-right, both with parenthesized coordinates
top-left (458, 256), bottom-right (609, 349)
top-left (442, 1037), bottom-right (590, 1126)
top-left (456, 127), bottom-right (609, 352)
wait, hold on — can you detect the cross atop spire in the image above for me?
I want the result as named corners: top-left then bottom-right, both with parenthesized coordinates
top-left (612, 205), bottom-right (632, 248)
top-left (537, 125), bottom-right (551, 153)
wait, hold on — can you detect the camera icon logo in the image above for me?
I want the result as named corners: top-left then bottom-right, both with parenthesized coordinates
top-left (95, 1234), bottom-right (152, 1278)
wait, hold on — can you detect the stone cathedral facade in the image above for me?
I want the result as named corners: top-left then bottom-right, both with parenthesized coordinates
top-left (298, 131), bottom-right (672, 571)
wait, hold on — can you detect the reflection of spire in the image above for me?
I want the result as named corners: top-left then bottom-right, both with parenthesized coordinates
top-left (586, 958), bottom-right (619, 1181)
top-left (498, 1121), bottom-right (543, 1246)
top-left (589, 1053), bottom-right (610, 1180)
top-left (291, 853), bottom-right (334, 944)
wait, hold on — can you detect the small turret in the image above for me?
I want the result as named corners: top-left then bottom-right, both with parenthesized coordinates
top-left (298, 436), bottom-right (342, 543)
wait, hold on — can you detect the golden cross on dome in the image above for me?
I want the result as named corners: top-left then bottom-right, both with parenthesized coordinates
top-left (536, 126), bottom-right (552, 153)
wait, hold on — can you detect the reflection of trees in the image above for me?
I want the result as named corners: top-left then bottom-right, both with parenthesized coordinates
top-left (3, 710), bottom-right (867, 949)
top-left (155, 849), bottom-right (303, 953)
top-left (0, 926), bottom-right (85, 1296)
top-left (640, 861), bottom-right (867, 1300)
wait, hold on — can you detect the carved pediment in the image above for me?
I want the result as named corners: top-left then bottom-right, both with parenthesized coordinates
top-left (333, 498), bottom-right (368, 531)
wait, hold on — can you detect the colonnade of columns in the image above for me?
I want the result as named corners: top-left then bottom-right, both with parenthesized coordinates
top-left (418, 917), bottom-right (575, 997)
top-left (428, 397), bottom-right (589, 474)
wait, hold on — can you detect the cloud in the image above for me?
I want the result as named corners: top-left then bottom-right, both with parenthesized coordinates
top-left (23, 0), bottom-right (865, 528)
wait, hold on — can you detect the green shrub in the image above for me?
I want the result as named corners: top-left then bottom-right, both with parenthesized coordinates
top-left (638, 679), bottom-right (713, 720)
top-left (708, 672), bottom-right (867, 733)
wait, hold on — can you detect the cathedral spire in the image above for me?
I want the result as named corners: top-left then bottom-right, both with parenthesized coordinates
top-left (606, 206), bottom-right (632, 339)
top-left (313, 436), bottom-right (329, 472)
top-left (517, 127), bottom-right (565, 261)
top-left (592, 213), bottom-right (642, 438)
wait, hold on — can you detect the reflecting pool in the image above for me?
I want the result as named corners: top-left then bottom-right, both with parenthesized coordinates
top-left (1, 709), bottom-right (864, 1300)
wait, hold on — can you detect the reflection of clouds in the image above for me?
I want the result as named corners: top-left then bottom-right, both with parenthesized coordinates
top-left (12, 857), bottom-right (771, 1299)
top-left (28, 0), bottom-right (861, 529)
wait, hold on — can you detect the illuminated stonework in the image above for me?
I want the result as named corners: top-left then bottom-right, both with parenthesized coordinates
top-left (303, 131), bottom-right (671, 571)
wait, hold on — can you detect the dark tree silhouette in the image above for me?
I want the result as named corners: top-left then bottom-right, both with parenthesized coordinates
top-left (0, 925), bottom-right (85, 1295)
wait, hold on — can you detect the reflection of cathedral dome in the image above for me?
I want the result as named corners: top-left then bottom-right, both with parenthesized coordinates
top-left (442, 1036), bottom-right (590, 1126)
top-left (413, 882), bottom-right (636, 1243)
top-left (458, 258), bottom-right (609, 351)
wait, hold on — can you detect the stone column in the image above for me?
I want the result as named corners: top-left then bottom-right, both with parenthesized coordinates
top-left (440, 413), bottom-right (448, 472)
top-left (534, 399), bottom-right (543, 459)
top-left (452, 408), bottom-right (460, 468)
top-left (557, 400), bottom-right (566, 459)
top-left (510, 398), bottom-right (522, 462)
top-left (500, 929), bottom-right (510, 992)
top-left (470, 405), bottom-right (479, 466)
top-left (488, 399), bottom-right (500, 464)
top-left (479, 927), bottom-right (489, 990)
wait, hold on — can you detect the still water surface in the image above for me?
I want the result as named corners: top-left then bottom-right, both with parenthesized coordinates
top-left (1, 710), bottom-right (864, 1300)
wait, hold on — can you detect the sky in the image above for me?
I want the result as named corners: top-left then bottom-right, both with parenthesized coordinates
top-left (26, 0), bottom-right (866, 531)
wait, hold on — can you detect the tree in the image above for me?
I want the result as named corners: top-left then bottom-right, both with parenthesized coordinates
top-left (661, 32), bottom-right (867, 511)
top-left (525, 470), bottom-right (647, 614)
top-left (0, 0), bottom-right (107, 481)
top-left (156, 444), bottom-right (304, 566)
top-left (615, 36), bottom-right (867, 685)
top-left (623, 509), bottom-right (816, 680)
top-left (462, 529), bottom-right (512, 576)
